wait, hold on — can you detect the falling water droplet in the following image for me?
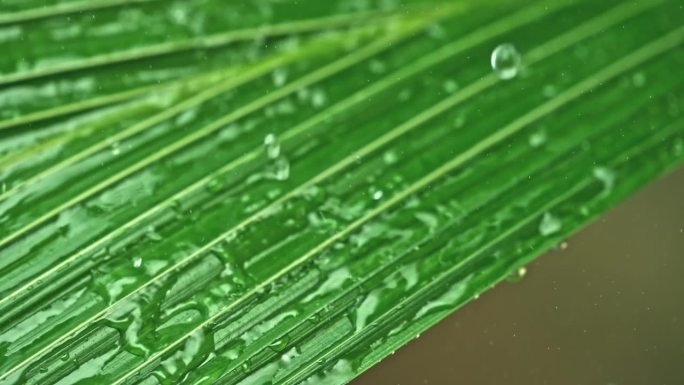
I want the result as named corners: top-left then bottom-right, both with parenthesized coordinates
top-left (539, 212), bottom-right (562, 236)
top-left (491, 43), bottom-right (522, 80)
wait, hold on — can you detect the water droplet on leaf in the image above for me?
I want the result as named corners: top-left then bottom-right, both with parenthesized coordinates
top-left (264, 133), bottom-right (280, 159)
top-left (632, 72), bottom-right (646, 88)
top-left (272, 68), bottom-right (287, 87)
top-left (539, 212), bottom-right (562, 236)
top-left (491, 43), bottom-right (522, 80)
top-left (443, 79), bottom-right (458, 94)
top-left (205, 177), bottom-right (224, 193)
top-left (274, 158), bottom-right (290, 181)
top-left (593, 166), bottom-right (616, 195)
top-left (507, 267), bottom-right (527, 283)
top-left (528, 131), bottom-right (547, 147)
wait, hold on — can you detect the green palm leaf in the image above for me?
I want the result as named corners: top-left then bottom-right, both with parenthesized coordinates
top-left (0, 0), bottom-right (682, 384)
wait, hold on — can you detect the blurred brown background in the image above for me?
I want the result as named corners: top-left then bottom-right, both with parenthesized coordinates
top-left (354, 167), bottom-right (684, 385)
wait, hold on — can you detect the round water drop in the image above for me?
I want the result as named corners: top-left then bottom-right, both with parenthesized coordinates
top-left (491, 43), bottom-right (522, 80)
top-left (241, 361), bottom-right (252, 373)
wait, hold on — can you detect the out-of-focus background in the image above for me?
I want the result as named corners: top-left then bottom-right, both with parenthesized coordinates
top-left (354, 167), bottom-right (684, 385)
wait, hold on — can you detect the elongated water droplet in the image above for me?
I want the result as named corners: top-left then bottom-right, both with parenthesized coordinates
top-left (274, 157), bottom-right (290, 181)
top-left (264, 133), bottom-right (280, 159)
top-left (145, 226), bottom-right (162, 242)
top-left (491, 43), bottom-right (521, 80)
